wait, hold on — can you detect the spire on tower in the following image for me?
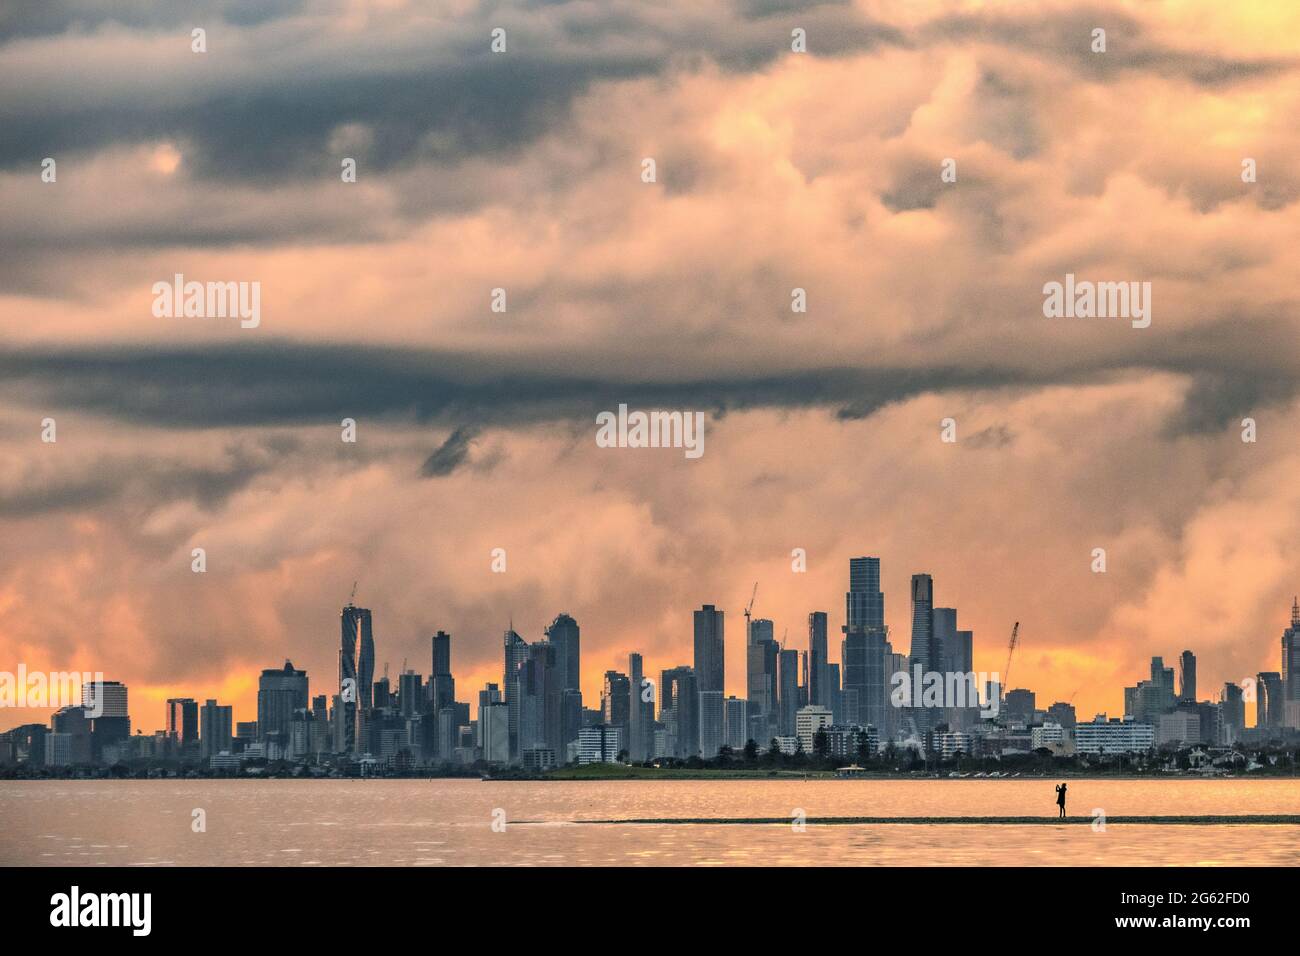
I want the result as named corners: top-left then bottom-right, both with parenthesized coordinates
top-left (1292, 595), bottom-right (1299, 628)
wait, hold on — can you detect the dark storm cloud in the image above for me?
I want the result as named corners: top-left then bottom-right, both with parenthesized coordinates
top-left (1, 326), bottom-right (1296, 443)
top-left (0, 2), bottom-right (901, 180)
top-left (0, 0), bottom-right (305, 42)
top-left (0, 439), bottom-right (284, 517)
top-left (921, 7), bottom-right (1295, 86)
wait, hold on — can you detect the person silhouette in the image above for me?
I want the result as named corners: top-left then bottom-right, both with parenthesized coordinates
top-left (1055, 782), bottom-right (1068, 819)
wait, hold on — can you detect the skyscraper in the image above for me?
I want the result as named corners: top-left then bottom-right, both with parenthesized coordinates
top-left (503, 628), bottom-right (529, 759)
top-left (746, 618), bottom-right (778, 741)
top-left (1282, 598), bottom-right (1300, 705)
top-left (777, 648), bottom-right (800, 736)
top-left (841, 557), bottom-right (887, 733)
top-left (602, 670), bottom-right (630, 751)
top-left (660, 666), bottom-right (699, 758)
top-left (544, 613), bottom-right (581, 693)
top-left (340, 603), bottom-right (374, 754)
top-left (808, 612), bottom-right (829, 708)
top-left (628, 652), bottom-right (653, 762)
top-left (199, 698), bottom-right (232, 759)
top-left (693, 605), bottom-right (725, 695)
top-left (430, 631), bottom-right (455, 715)
top-left (258, 661), bottom-right (309, 742)
top-left (1178, 650), bottom-right (1196, 703)
top-left (699, 690), bottom-right (725, 757)
top-left (166, 698), bottom-right (198, 748)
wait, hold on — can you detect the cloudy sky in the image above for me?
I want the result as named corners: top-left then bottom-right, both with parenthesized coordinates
top-left (2, 0), bottom-right (1298, 731)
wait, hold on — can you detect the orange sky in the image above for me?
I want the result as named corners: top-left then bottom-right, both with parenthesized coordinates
top-left (1, 0), bottom-right (1298, 733)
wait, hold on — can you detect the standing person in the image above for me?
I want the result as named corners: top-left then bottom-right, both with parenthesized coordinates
top-left (1055, 782), bottom-right (1068, 819)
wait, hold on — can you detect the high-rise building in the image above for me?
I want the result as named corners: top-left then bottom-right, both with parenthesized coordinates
top-left (199, 699), bottom-right (233, 759)
top-left (602, 670), bottom-right (630, 750)
top-left (909, 574), bottom-right (935, 672)
top-left (1282, 598), bottom-right (1300, 705)
top-left (398, 671), bottom-right (423, 718)
top-left (808, 612), bottom-right (829, 708)
top-left (778, 648), bottom-right (800, 736)
top-left (1256, 672), bottom-right (1283, 732)
top-left (1220, 683), bottom-right (1245, 743)
top-left (723, 696), bottom-right (748, 751)
top-left (628, 653), bottom-right (653, 762)
top-left (699, 690), bottom-right (725, 757)
top-left (544, 614), bottom-right (581, 693)
top-left (1179, 650), bottom-right (1197, 703)
top-left (258, 661), bottom-right (308, 742)
top-left (746, 618), bottom-right (778, 742)
top-left (841, 557), bottom-right (888, 735)
top-left (166, 698), bottom-right (198, 748)
top-left (693, 605), bottom-right (725, 695)
top-left (81, 680), bottom-right (130, 759)
top-left (503, 628), bottom-right (530, 759)
top-left (430, 631), bottom-right (455, 715)
top-left (660, 666), bottom-right (699, 758)
top-left (340, 603), bottom-right (374, 754)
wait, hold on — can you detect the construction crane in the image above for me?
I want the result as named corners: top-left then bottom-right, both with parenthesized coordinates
top-left (743, 582), bottom-right (758, 636)
top-left (348, 580), bottom-right (358, 605)
top-left (1002, 621), bottom-right (1020, 694)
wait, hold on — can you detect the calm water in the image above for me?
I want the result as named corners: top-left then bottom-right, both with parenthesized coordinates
top-left (3, 778), bottom-right (1298, 866)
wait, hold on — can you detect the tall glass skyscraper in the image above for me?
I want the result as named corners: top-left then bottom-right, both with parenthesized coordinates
top-left (339, 604), bottom-right (373, 754)
top-left (842, 557), bottom-right (887, 733)
top-left (693, 605), bottom-right (725, 695)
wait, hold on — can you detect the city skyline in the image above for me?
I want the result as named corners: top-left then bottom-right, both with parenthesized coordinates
top-left (4, 561), bottom-right (1296, 744)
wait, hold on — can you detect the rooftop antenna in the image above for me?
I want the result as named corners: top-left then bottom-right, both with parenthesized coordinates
top-left (348, 580), bottom-right (357, 605)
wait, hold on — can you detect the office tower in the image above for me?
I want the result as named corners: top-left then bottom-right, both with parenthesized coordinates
top-left (503, 628), bottom-right (530, 759)
top-left (694, 605), bottom-right (725, 695)
top-left (602, 670), bottom-right (631, 751)
top-left (372, 675), bottom-right (391, 709)
top-left (82, 680), bottom-right (128, 717)
top-left (430, 631), bottom-right (455, 715)
top-left (660, 666), bottom-right (699, 758)
top-left (1179, 650), bottom-right (1197, 703)
top-left (480, 700), bottom-right (510, 763)
top-left (1283, 598), bottom-right (1300, 705)
top-left (398, 671), bottom-right (423, 718)
top-left (909, 574), bottom-right (935, 670)
top-left (746, 618), bottom-right (778, 741)
top-left (258, 661), bottom-right (308, 742)
top-left (516, 642), bottom-right (561, 761)
top-left (931, 607), bottom-right (957, 676)
top-left (1256, 672), bottom-right (1283, 732)
top-left (723, 696), bottom-right (748, 751)
top-left (81, 680), bottom-right (130, 759)
top-left (166, 698), bottom-right (199, 748)
top-left (340, 603), bottom-right (374, 754)
top-left (778, 648), bottom-right (800, 736)
top-left (1151, 657), bottom-right (1176, 707)
top-left (561, 688), bottom-right (584, 759)
top-left (51, 706), bottom-right (92, 764)
top-left (1003, 688), bottom-right (1036, 725)
top-left (628, 653), bottom-right (653, 762)
top-left (808, 612), bottom-right (829, 708)
top-left (1046, 701), bottom-right (1077, 730)
top-left (1220, 683), bottom-right (1245, 743)
top-left (699, 690), bottom-right (725, 757)
top-left (827, 663), bottom-right (842, 725)
top-left (842, 557), bottom-right (888, 734)
top-left (544, 613), bottom-right (581, 693)
top-left (199, 699), bottom-right (233, 758)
